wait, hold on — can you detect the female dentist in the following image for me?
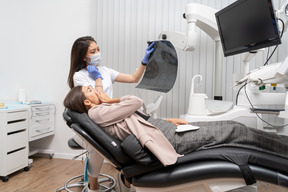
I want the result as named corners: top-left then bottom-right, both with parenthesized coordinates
top-left (67, 36), bottom-right (155, 192)
top-left (68, 36), bottom-right (155, 97)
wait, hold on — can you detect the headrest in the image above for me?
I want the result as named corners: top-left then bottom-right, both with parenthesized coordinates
top-left (63, 109), bottom-right (73, 127)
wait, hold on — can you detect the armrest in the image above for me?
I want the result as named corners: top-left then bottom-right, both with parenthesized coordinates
top-left (121, 134), bottom-right (157, 165)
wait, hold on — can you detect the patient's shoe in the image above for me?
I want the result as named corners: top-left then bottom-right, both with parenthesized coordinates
top-left (115, 172), bottom-right (130, 192)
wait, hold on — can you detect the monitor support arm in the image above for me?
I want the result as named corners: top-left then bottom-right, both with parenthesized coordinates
top-left (159, 3), bottom-right (220, 50)
top-left (159, 3), bottom-right (223, 100)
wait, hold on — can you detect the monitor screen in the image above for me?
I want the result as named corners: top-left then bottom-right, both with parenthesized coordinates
top-left (215, 0), bottom-right (281, 57)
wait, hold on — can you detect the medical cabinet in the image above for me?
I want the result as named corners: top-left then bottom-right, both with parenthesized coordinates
top-left (0, 107), bottom-right (30, 182)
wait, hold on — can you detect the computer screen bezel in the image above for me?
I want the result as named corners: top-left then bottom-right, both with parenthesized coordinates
top-left (215, 0), bottom-right (282, 57)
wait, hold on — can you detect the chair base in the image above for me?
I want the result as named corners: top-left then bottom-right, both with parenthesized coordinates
top-left (56, 173), bottom-right (116, 192)
top-left (134, 178), bottom-right (258, 192)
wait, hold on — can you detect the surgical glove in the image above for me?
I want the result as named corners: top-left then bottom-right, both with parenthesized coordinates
top-left (87, 65), bottom-right (103, 80)
top-left (141, 42), bottom-right (155, 65)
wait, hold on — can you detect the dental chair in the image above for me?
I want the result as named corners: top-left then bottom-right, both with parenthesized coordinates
top-left (63, 109), bottom-right (288, 192)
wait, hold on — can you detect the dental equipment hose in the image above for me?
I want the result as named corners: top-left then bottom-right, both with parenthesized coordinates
top-left (264, 18), bottom-right (285, 66)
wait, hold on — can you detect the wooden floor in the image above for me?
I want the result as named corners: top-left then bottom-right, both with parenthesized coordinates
top-left (0, 156), bottom-right (288, 192)
top-left (0, 156), bottom-right (118, 192)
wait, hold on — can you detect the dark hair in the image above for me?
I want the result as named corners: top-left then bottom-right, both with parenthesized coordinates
top-left (63, 86), bottom-right (87, 113)
top-left (68, 36), bottom-right (97, 89)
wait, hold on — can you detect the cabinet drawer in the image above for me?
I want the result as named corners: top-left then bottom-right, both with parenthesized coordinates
top-left (31, 110), bottom-right (54, 117)
top-left (31, 115), bottom-right (54, 127)
top-left (30, 122), bottom-right (54, 138)
top-left (7, 119), bottom-right (28, 133)
top-left (6, 147), bottom-right (28, 174)
top-left (7, 130), bottom-right (28, 152)
top-left (7, 110), bottom-right (28, 122)
top-left (31, 105), bottom-right (55, 117)
top-left (31, 105), bottom-right (55, 113)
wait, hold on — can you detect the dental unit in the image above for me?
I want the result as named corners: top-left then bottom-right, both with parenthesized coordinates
top-left (159, 0), bottom-right (288, 132)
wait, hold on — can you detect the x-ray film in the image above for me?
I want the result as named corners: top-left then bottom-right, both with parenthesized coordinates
top-left (136, 40), bottom-right (178, 93)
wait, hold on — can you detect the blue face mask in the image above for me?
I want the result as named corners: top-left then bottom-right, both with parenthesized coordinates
top-left (88, 52), bottom-right (102, 66)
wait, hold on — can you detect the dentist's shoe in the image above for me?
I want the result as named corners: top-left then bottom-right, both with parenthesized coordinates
top-left (115, 173), bottom-right (130, 192)
top-left (85, 183), bottom-right (99, 192)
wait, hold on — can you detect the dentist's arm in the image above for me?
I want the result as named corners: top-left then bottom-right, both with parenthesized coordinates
top-left (87, 65), bottom-right (103, 92)
top-left (115, 64), bottom-right (146, 83)
top-left (115, 42), bottom-right (155, 83)
top-left (94, 77), bottom-right (103, 92)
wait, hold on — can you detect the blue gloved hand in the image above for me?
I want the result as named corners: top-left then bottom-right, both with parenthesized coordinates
top-left (87, 65), bottom-right (103, 80)
top-left (141, 42), bottom-right (155, 65)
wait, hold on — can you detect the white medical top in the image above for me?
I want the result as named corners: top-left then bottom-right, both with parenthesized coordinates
top-left (73, 66), bottom-right (119, 98)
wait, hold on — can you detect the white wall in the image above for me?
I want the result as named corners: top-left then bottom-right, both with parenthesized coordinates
top-left (0, 0), bottom-right (98, 158)
top-left (0, 0), bottom-right (287, 159)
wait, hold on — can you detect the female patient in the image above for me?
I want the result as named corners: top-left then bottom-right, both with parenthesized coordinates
top-left (64, 86), bottom-right (288, 190)
top-left (67, 36), bottom-right (155, 192)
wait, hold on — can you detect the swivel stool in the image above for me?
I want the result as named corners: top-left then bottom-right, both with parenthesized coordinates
top-left (56, 138), bottom-right (116, 192)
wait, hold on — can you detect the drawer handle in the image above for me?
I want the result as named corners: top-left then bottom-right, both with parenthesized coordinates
top-left (36, 118), bottom-right (50, 123)
top-left (36, 127), bottom-right (50, 132)
top-left (8, 118), bottom-right (26, 124)
top-left (7, 147), bottom-right (26, 155)
top-left (8, 129), bottom-right (26, 135)
top-left (35, 107), bottom-right (50, 111)
top-left (35, 112), bottom-right (50, 116)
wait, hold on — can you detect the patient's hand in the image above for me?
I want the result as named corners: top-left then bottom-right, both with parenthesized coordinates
top-left (165, 118), bottom-right (188, 126)
top-left (96, 90), bottom-right (120, 104)
top-left (96, 90), bottom-right (111, 102)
